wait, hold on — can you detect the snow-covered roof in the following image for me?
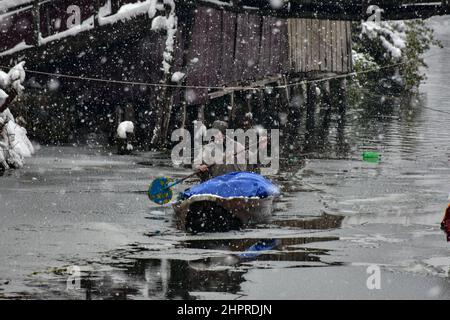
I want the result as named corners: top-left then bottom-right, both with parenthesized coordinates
top-left (0, 0), bottom-right (166, 57)
top-left (0, 0), bottom-right (34, 12)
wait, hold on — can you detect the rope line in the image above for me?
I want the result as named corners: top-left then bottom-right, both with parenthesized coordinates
top-left (0, 60), bottom-right (412, 92)
top-left (274, 61), bottom-right (412, 88)
top-left (421, 105), bottom-right (450, 115)
top-left (2, 60), bottom-right (449, 115)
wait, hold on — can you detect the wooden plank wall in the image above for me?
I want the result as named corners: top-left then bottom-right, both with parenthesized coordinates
top-left (185, 7), bottom-right (289, 104)
top-left (185, 7), bottom-right (353, 104)
top-left (287, 18), bottom-right (352, 74)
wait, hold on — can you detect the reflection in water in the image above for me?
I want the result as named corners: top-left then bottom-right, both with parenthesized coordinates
top-left (283, 81), bottom-right (427, 162)
top-left (39, 234), bottom-right (340, 300)
top-left (272, 214), bottom-right (344, 230)
top-left (179, 235), bottom-right (336, 251)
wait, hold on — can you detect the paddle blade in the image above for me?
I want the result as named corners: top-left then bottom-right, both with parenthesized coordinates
top-left (148, 177), bottom-right (173, 205)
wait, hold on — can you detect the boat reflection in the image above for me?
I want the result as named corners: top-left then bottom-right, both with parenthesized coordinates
top-left (74, 235), bottom-right (341, 300)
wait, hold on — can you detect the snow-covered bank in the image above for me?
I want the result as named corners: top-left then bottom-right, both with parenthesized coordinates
top-left (0, 62), bottom-right (35, 170)
top-left (352, 19), bottom-right (442, 93)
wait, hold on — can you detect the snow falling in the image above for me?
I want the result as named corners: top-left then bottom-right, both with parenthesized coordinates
top-left (0, 0), bottom-right (449, 301)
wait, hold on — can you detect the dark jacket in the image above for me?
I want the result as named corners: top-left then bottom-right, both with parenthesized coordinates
top-left (194, 140), bottom-right (256, 182)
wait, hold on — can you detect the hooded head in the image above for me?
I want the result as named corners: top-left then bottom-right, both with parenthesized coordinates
top-left (212, 120), bottom-right (228, 136)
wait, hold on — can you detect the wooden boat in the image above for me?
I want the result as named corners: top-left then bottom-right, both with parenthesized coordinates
top-left (173, 195), bottom-right (276, 233)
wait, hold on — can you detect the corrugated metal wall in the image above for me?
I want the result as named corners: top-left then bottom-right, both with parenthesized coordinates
top-left (287, 19), bottom-right (353, 74)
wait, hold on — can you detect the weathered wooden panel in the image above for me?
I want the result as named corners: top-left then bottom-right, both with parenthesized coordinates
top-left (279, 18), bottom-right (289, 74)
top-left (335, 20), bottom-right (342, 73)
top-left (330, 20), bottom-right (337, 72)
top-left (247, 14), bottom-right (262, 79)
top-left (207, 8), bottom-right (222, 86)
top-left (287, 18), bottom-right (352, 74)
top-left (301, 19), bottom-right (307, 72)
top-left (259, 16), bottom-right (272, 76)
top-left (326, 19), bottom-right (332, 72)
top-left (185, 6), bottom-right (211, 104)
top-left (346, 18), bottom-right (353, 71)
top-left (0, 7), bottom-right (35, 53)
top-left (233, 13), bottom-right (249, 81)
top-left (188, 8), bottom-right (290, 86)
top-left (265, 16), bottom-right (288, 76)
top-left (185, 7), bottom-right (293, 104)
top-left (341, 20), bottom-right (348, 72)
top-left (220, 10), bottom-right (236, 84)
top-left (319, 20), bottom-right (326, 72)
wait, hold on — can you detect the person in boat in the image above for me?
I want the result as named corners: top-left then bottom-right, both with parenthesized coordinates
top-left (441, 194), bottom-right (450, 241)
top-left (194, 120), bottom-right (267, 182)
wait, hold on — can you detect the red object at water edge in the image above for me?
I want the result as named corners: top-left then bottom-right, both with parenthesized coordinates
top-left (441, 205), bottom-right (450, 242)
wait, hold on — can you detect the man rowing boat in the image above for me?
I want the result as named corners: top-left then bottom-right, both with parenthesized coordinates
top-left (193, 120), bottom-right (267, 182)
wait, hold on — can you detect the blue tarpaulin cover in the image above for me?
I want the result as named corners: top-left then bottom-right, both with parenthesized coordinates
top-left (180, 172), bottom-right (281, 200)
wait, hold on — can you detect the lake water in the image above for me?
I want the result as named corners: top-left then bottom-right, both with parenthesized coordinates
top-left (0, 17), bottom-right (449, 300)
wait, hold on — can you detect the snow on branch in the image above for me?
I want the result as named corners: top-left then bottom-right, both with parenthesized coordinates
top-left (361, 21), bottom-right (407, 59)
top-left (151, 0), bottom-right (178, 75)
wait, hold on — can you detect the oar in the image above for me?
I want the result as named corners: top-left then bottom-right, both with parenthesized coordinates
top-left (147, 171), bottom-right (202, 205)
top-left (148, 139), bottom-right (264, 205)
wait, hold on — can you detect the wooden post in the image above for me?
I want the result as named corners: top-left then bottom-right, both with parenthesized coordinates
top-left (337, 79), bottom-right (348, 114)
top-left (229, 91), bottom-right (236, 123)
top-left (338, 78), bottom-right (347, 113)
top-left (328, 78), bottom-right (347, 137)
top-left (197, 104), bottom-right (205, 122)
top-left (304, 81), bottom-right (317, 150)
top-left (258, 89), bottom-right (265, 126)
top-left (283, 75), bottom-right (291, 106)
top-left (244, 93), bottom-right (253, 130)
top-left (306, 82), bottom-right (316, 124)
top-left (278, 77), bottom-right (291, 153)
top-left (180, 103), bottom-right (187, 129)
top-left (32, 0), bottom-right (40, 46)
top-left (283, 82), bottom-right (302, 153)
top-left (316, 80), bottom-right (332, 146)
top-left (246, 94), bottom-right (252, 115)
top-left (333, 78), bottom-right (348, 155)
top-left (322, 80), bottom-right (331, 110)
